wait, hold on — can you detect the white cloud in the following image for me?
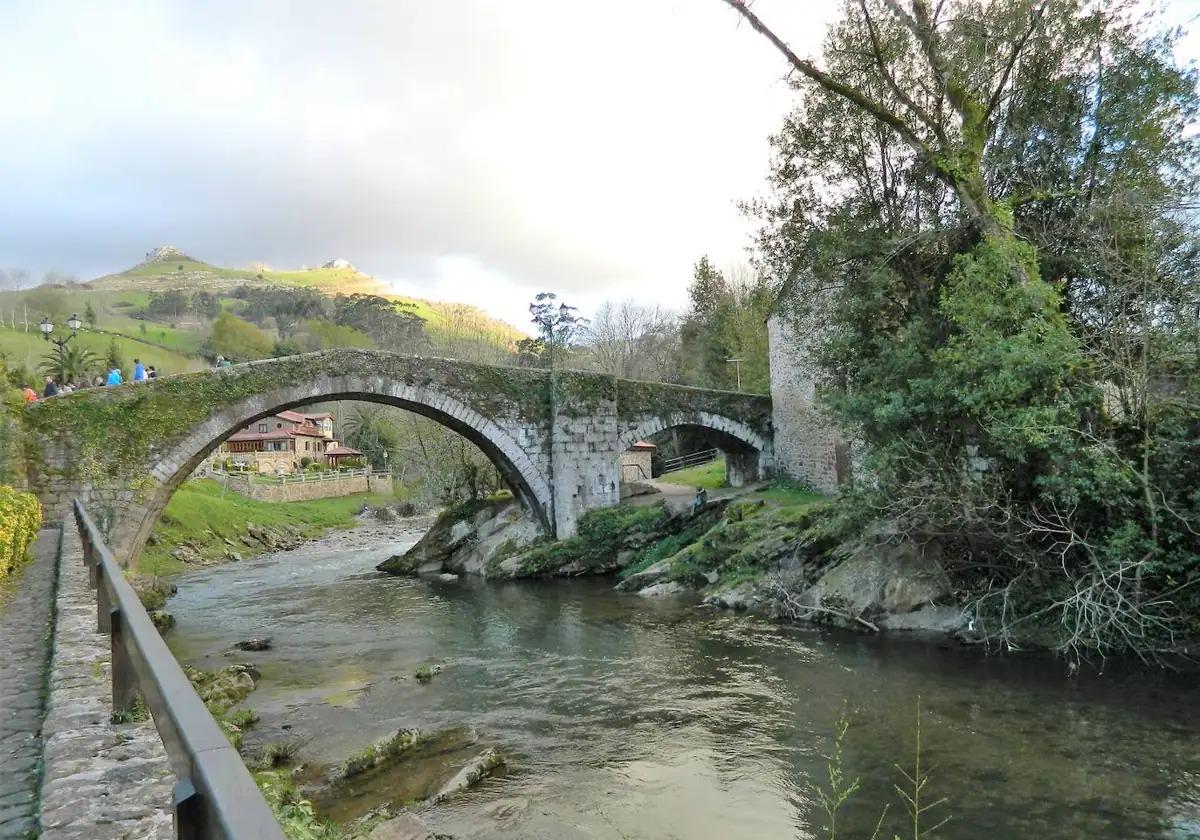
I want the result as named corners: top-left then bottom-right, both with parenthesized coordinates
top-left (0, 0), bottom-right (1194, 332)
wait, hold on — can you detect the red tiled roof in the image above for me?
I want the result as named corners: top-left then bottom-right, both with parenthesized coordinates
top-left (227, 426), bottom-right (323, 442)
top-left (227, 430), bottom-right (295, 442)
top-left (325, 445), bottom-right (362, 456)
top-left (276, 410), bottom-right (308, 422)
top-left (629, 440), bottom-right (657, 450)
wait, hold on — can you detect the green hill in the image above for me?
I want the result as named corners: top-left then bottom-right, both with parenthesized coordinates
top-left (0, 246), bottom-right (523, 381)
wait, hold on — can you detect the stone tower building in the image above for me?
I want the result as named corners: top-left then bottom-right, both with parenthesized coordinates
top-left (766, 276), bottom-right (850, 492)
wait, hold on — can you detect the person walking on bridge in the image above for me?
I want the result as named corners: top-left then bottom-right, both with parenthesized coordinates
top-left (106, 366), bottom-right (123, 386)
top-left (133, 358), bottom-right (147, 382)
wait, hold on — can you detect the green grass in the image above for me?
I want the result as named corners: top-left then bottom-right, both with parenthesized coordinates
top-left (0, 324), bottom-right (203, 381)
top-left (752, 482), bottom-right (826, 508)
top-left (139, 479), bottom-right (393, 576)
top-left (0, 255), bottom-right (522, 376)
top-left (658, 457), bottom-right (727, 489)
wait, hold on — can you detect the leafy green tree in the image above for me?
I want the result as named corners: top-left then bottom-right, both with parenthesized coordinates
top-left (678, 261), bottom-right (772, 392)
top-left (83, 301), bottom-right (97, 328)
top-left (23, 286), bottom-right (68, 323)
top-left (206, 311), bottom-right (272, 361)
top-left (333, 294), bottom-right (426, 351)
top-left (40, 343), bottom-right (98, 385)
top-left (146, 290), bottom-right (189, 321)
top-left (341, 404), bottom-right (399, 470)
top-left (729, 0), bottom-right (1200, 657)
top-left (104, 338), bottom-right (125, 375)
top-left (191, 291), bottom-right (222, 320)
top-left (296, 319), bottom-right (375, 352)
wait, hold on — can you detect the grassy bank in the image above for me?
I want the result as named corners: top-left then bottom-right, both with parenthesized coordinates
top-left (657, 457), bottom-right (726, 489)
top-left (140, 479), bottom-right (393, 576)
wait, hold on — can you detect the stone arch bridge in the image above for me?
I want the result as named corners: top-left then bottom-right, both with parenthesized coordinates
top-left (20, 349), bottom-right (773, 564)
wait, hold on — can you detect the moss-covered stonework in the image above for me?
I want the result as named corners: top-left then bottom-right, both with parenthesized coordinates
top-left (18, 349), bottom-right (774, 563)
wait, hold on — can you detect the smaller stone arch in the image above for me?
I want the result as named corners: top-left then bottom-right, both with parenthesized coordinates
top-left (618, 411), bottom-right (773, 486)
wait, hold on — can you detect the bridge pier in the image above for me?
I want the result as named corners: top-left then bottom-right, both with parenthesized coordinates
top-left (724, 449), bottom-right (761, 488)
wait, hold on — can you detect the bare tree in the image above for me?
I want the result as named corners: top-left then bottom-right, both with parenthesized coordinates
top-left (580, 300), bottom-right (681, 382)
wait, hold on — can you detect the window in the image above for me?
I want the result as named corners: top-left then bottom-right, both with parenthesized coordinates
top-left (257, 423), bottom-right (268, 433)
top-left (277, 422), bottom-right (283, 429)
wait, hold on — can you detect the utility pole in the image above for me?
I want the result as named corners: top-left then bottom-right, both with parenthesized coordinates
top-left (725, 357), bottom-right (744, 392)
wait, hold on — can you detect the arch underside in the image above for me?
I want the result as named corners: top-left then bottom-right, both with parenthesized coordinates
top-left (619, 411), bottom-right (772, 486)
top-left (123, 378), bottom-right (552, 564)
top-left (619, 411), bottom-right (769, 456)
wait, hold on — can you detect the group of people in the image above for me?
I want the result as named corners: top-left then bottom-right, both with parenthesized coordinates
top-left (21, 357), bottom-right (158, 403)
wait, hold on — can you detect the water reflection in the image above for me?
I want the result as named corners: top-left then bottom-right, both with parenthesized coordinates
top-left (167, 535), bottom-right (1200, 839)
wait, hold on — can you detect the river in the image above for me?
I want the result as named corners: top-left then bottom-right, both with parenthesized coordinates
top-left (166, 525), bottom-right (1200, 839)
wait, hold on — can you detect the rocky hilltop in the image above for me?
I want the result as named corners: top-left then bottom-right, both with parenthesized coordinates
top-left (89, 246), bottom-right (388, 295)
top-left (141, 245), bottom-right (197, 265)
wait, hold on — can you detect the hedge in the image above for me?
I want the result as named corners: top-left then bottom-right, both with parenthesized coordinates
top-left (0, 485), bottom-right (41, 580)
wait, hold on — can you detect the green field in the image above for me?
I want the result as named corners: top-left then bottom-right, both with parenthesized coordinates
top-left (0, 324), bottom-right (203, 381)
top-left (0, 252), bottom-right (523, 386)
top-left (658, 457), bottom-right (728, 489)
top-left (139, 479), bottom-right (394, 576)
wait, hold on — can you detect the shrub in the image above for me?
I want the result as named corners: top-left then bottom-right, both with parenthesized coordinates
top-left (0, 485), bottom-right (41, 580)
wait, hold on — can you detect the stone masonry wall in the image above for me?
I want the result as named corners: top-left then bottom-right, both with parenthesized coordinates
top-left (204, 472), bottom-right (392, 503)
top-left (767, 314), bottom-right (844, 492)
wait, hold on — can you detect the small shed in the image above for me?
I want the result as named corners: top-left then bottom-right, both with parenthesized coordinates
top-left (619, 440), bottom-right (656, 483)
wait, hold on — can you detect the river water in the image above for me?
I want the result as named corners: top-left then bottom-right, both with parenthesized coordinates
top-left (166, 528), bottom-right (1200, 839)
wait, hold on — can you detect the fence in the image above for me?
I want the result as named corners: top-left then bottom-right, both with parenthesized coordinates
top-left (659, 448), bottom-right (721, 475)
top-left (211, 467), bottom-right (385, 485)
top-left (73, 500), bottom-right (285, 840)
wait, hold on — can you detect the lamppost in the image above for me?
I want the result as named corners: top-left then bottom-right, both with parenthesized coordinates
top-left (725, 357), bottom-right (744, 392)
top-left (40, 313), bottom-right (82, 381)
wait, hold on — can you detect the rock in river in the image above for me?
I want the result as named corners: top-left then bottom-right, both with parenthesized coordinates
top-left (431, 747), bottom-right (505, 804)
top-left (234, 637), bottom-right (272, 651)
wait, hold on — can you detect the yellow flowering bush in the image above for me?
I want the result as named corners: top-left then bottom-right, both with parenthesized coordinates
top-left (0, 485), bottom-right (41, 580)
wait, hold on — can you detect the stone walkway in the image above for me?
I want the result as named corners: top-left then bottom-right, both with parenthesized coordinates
top-left (38, 523), bottom-right (173, 839)
top-left (0, 528), bottom-right (59, 840)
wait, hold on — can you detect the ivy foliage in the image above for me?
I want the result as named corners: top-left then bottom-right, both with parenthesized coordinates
top-left (0, 484), bottom-right (41, 580)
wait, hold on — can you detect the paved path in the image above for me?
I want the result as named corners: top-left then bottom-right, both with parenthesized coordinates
top-left (0, 528), bottom-right (59, 839)
top-left (38, 522), bottom-right (172, 839)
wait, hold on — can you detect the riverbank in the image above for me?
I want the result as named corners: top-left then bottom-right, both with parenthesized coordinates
top-left (378, 482), bottom-right (964, 637)
top-left (138, 479), bottom-right (403, 577)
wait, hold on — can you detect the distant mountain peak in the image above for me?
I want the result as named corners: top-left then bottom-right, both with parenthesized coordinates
top-left (142, 245), bottom-right (197, 264)
top-left (319, 258), bottom-right (356, 271)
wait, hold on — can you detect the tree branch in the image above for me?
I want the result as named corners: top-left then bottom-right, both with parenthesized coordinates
top-left (858, 0), bottom-right (945, 141)
top-left (718, 0), bottom-right (932, 158)
top-left (984, 0), bottom-right (1050, 125)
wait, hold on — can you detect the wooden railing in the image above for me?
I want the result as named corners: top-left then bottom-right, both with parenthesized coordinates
top-left (73, 500), bottom-right (285, 840)
top-left (659, 448), bottom-right (721, 475)
top-left (211, 467), bottom-right (387, 485)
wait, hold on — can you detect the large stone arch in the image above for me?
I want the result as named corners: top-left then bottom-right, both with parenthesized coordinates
top-left (618, 410), bottom-right (773, 486)
top-left (115, 373), bottom-right (553, 565)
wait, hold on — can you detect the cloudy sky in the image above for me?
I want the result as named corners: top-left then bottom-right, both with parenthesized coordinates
top-left (1, 1), bottom-right (1197, 331)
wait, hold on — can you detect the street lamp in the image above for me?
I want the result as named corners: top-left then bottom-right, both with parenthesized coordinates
top-left (40, 314), bottom-right (83, 381)
top-left (725, 357), bottom-right (744, 392)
